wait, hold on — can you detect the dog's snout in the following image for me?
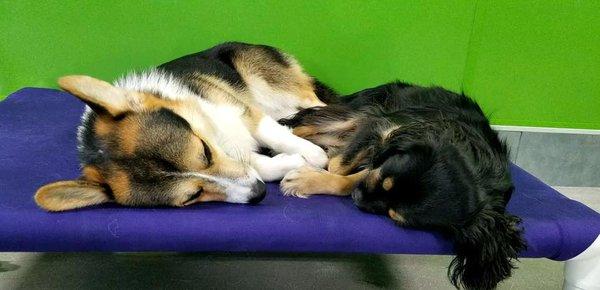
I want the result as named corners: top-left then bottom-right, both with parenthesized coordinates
top-left (248, 180), bottom-right (267, 204)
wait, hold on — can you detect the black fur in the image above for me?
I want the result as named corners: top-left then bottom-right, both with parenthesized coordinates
top-left (158, 42), bottom-right (250, 92)
top-left (312, 79), bottom-right (340, 104)
top-left (158, 42), bottom-right (337, 104)
top-left (281, 82), bottom-right (526, 289)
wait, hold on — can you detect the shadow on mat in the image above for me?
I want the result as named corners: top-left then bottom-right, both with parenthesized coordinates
top-left (0, 261), bottom-right (21, 273)
top-left (14, 253), bottom-right (400, 289)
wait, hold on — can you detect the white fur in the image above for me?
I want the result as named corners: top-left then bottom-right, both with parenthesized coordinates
top-left (177, 169), bottom-right (261, 203)
top-left (76, 106), bottom-right (93, 152)
top-left (81, 69), bottom-right (324, 199)
top-left (245, 75), bottom-right (302, 120)
top-left (254, 117), bottom-right (328, 168)
top-left (198, 102), bottom-right (257, 162)
top-left (114, 69), bottom-right (196, 101)
top-left (114, 70), bottom-right (258, 162)
top-left (113, 70), bottom-right (326, 170)
top-left (251, 153), bottom-right (307, 182)
top-left (244, 75), bottom-right (325, 120)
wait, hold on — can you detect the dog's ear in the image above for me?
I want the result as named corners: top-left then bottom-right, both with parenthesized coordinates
top-left (448, 206), bottom-right (526, 289)
top-left (34, 180), bottom-right (111, 212)
top-left (58, 75), bottom-right (130, 117)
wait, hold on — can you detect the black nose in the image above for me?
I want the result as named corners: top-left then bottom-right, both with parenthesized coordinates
top-left (248, 181), bottom-right (267, 204)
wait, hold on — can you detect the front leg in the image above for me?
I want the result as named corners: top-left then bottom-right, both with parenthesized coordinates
top-left (253, 116), bottom-right (328, 168)
top-left (250, 153), bottom-right (307, 182)
top-left (281, 166), bottom-right (368, 197)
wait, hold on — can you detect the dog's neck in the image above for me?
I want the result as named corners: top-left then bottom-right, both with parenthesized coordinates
top-left (113, 69), bottom-right (258, 162)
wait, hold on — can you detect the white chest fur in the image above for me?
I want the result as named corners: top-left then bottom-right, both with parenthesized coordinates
top-left (190, 99), bottom-right (258, 161)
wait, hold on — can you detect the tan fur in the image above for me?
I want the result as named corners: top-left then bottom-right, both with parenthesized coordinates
top-left (388, 209), bottom-right (406, 224)
top-left (94, 115), bottom-right (114, 137)
top-left (139, 92), bottom-right (181, 112)
top-left (59, 76), bottom-right (130, 116)
top-left (194, 74), bottom-right (250, 105)
top-left (327, 150), bottom-right (369, 175)
top-left (39, 44), bottom-right (328, 210)
top-left (242, 106), bottom-right (266, 132)
top-left (117, 117), bottom-right (141, 155)
top-left (293, 77), bottom-right (325, 105)
top-left (234, 48), bottom-right (293, 90)
top-left (311, 135), bottom-right (345, 149)
top-left (176, 179), bottom-right (226, 206)
top-left (282, 167), bottom-right (368, 196)
top-left (203, 153), bottom-right (249, 181)
top-left (180, 135), bottom-right (208, 171)
top-left (327, 155), bottom-right (347, 175)
top-left (82, 165), bottom-right (104, 184)
top-left (292, 119), bottom-right (357, 152)
top-left (292, 126), bottom-right (318, 137)
top-left (198, 191), bottom-right (226, 202)
top-left (108, 170), bottom-right (131, 203)
top-left (382, 177), bottom-right (394, 191)
top-left (281, 56), bottom-right (325, 105)
top-left (234, 48), bottom-right (325, 115)
top-left (34, 180), bottom-right (109, 212)
top-left (324, 119), bottom-right (357, 133)
top-left (294, 119), bottom-right (357, 138)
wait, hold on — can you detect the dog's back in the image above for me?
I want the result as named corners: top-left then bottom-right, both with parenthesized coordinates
top-left (156, 42), bottom-right (335, 119)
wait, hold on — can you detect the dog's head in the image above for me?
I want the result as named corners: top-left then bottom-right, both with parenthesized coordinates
top-left (35, 75), bottom-right (266, 211)
top-left (351, 126), bottom-right (524, 289)
top-left (351, 127), bottom-right (485, 228)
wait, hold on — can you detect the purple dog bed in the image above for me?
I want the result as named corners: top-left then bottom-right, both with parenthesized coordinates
top-left (1, 88), bottom-right (599, 262)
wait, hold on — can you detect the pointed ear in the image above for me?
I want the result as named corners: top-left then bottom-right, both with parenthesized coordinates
top-left (35, 180), bottom-right (111, 211)
top-left (58, 75), bottom-right (130, 117)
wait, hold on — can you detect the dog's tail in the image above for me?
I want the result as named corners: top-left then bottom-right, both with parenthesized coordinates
top-left (448, 202), bottom-right (526, 290)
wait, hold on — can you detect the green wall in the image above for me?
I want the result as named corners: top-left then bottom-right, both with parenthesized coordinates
top-left (1, 1), bottom-right (599, 129)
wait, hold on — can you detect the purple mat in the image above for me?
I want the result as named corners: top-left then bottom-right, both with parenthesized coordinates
top-left (1, 88), bottom-right (599, 260)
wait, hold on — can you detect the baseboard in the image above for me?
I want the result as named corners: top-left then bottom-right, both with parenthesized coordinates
top-left (492, 125), bottom-right (600, 135)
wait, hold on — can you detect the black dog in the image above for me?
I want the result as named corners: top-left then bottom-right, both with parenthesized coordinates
top-left (279, 81), bottom-right (526, 289)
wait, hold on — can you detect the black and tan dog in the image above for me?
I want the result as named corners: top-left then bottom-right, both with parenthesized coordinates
top-left (280, 82), bottom-right (526, 289)
top-left (35, 42), bottom-right (336, 211)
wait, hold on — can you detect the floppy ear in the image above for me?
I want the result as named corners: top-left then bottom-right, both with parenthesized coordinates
top-left (58, 75), bottom-right (130, 117)
top-left (34, 180), bottom-right (112, 211)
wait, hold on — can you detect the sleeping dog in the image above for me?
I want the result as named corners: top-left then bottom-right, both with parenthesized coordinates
top-left (35, 42), bottom-right (336, 211)
top-left (279, 82), bottom-right (526, 290)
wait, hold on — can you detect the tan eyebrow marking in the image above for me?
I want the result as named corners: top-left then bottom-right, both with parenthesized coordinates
top-left (382, 177), bottom-right (394, 191)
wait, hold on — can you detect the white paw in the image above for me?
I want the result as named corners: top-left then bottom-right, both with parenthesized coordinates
top-left (271, 153), bottom-right (308, 173)
top-left (295, 141), bottom-right (328, 168)
top-left (252, 153), bottom-right (309, 182)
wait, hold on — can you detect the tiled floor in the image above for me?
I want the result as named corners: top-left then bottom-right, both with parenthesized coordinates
top-left (1, 187), bottom-right (596, 290)
top-left (554, 187), bottom-right (600, 213)
top-left (0, 252), bottom-right (565, 290)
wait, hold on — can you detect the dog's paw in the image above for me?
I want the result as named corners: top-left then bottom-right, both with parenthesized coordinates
top-left (253, 153), bottom-right (309, 182)
top-left (296, 142), bottom-right (328, 168)
top-left (271, 153), bottom-right (307, 173)
top-left (280, 166), bottom-right (326, 198)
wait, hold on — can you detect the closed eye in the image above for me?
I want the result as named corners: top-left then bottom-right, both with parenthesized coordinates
top-left (184, 188), bottom-right (203, 205)
top-left (200, 139), bottom-right (213, 166)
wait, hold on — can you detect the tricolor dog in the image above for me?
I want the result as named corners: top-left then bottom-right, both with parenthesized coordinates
top-left (35, 42), bottom-right (335, 211)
